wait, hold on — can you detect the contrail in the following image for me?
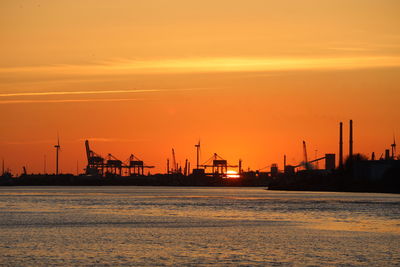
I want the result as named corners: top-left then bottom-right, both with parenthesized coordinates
top-left (0, 89), bottom-right (160, 97)
top-left (0, 98), bottom-right (141, 104)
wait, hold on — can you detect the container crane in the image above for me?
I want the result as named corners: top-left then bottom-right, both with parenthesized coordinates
top-left (127, 154), bottom-right (154, 176)
top-left (200, 153), bottom-right (238, 176)
top-left (85, 140), bottom-right (104, 176)
top-left (106, 153), bottom-right (123, 176)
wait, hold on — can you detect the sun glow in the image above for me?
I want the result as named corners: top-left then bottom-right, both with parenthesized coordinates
top-left (226, 170), bottom-right (240, 179)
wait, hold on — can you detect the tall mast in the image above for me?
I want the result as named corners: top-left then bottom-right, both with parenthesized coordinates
top-left (349, 120), bottom-right (353, 159)
top-left (195, 141), bottom-right (201, 169)
top-left (54, 134), bottom-right (61, 175)
top-left (339, 122), bottom-right (343, 168)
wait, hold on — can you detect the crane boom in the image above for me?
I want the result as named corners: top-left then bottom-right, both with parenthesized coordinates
top-left (293, 156), bottom-right (326, 168)
top-left (303, 140), bottom-right (308, 169)
top-left (172, 148), bottom-right (177, 173)
top-left (85, 140), bottom-right (91, 162)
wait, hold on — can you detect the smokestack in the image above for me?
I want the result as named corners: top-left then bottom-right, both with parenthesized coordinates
top-left (166, 159), bottom-right (170, 174)
top-left (349, 119), bottom-right (353, 159)
top-left (339, 122), bottom-right (343, 168)
top-left (284, 154), bottom-right (287, 168)
top-left (184, 159), bottom-right (188, 176)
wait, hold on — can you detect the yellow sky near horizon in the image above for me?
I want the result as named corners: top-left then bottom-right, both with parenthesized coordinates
top-left (0, 0), bottom-right (399, 174)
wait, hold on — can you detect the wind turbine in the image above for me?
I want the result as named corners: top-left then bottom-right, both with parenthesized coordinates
top-left (391, 134), bottom-right (397, 159)
top-left (54, 134), bottom-right (61, 175)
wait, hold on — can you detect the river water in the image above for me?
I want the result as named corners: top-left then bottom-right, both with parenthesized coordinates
top-left (0, 187), bottom-right (399, 266)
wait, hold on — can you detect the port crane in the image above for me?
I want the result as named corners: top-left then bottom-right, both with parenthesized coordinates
top-left (292, 141), bottom-right (329, 170)
top-left (169, 148), bottom-right (185, 174)
top-left (200, 153), bottom-right (238, 176)
top-left (84, 140), bottom-right (155, 177)
top-left (106, 153), bottom-right (123, 176)
top-left (126, 154), bottom-right (154, 176)
top-left (85, 140), bottom-right (105, 175)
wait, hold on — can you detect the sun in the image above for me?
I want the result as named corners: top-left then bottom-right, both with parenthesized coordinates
top-left (225, 170), bottom-right (240, 178)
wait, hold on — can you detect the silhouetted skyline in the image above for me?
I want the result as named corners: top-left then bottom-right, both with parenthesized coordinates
top-left (1, 0), bottom-right (399, 174)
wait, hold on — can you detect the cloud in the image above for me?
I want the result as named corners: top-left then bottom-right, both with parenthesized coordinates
top-left (1, 56), bottom-right (399, 76)
top-left (0, 98), bottom-right (141, 105)
top-left (0, 87), bottom-right (211, 105)
top-left (0, 89), bottom-right (160, 97)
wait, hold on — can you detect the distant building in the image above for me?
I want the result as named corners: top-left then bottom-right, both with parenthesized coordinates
top-left (325, 154), bottom-right (336, 170)
top-left (353, 160), bottom-right (400, 181)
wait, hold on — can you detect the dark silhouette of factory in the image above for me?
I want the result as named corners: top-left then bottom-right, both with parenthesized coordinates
top-left (268, 120), bottom-right (399, 192)
top-left (1, 120), bottom-right (399, 193)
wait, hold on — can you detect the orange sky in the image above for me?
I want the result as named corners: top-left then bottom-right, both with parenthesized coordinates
top-left (1, 0), bottom-right (399, 174)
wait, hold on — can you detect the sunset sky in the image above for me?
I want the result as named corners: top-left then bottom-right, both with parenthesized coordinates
top-left (1, 0), bottom-right (399, 174)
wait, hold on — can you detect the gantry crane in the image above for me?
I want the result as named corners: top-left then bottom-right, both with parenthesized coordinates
top-left (127, 154), bottom-right (154, 176)
top-left (85, 140), bottom-right (105, 176)
top-left (106, 153), bottom-right (123, 176)
top-left (200, 153), bottom-right (238, 176)
top-left (84, 140), bottom-right (155, 176)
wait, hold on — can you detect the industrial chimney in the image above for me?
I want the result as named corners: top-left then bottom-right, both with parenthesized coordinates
top-left (284, 154), bottom-right (286, 168)
top-left (349, 119), bottom-right (353, 160)
top-left (339, 122), bottom-right (343, 168)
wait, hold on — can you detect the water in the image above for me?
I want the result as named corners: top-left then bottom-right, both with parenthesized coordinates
top-left (0, 187), bottom-right (399, 266)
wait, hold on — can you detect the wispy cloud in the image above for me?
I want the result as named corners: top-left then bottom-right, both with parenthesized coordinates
top-left (326, 47), bottom-right (376, 52)
top-left (0, 88), bottom-right (208, 99)
top-left (0, 89), bottom-right (160, 97)
top-left (0, 87), bottom-right (211, 105)
top-left (0, 98), bottom-right (141, 105)
top-left (1, 56), bottom-right (399, 76)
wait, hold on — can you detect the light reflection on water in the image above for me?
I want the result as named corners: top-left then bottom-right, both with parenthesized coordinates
top-left (0, 187), bottom-right (399, 266)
